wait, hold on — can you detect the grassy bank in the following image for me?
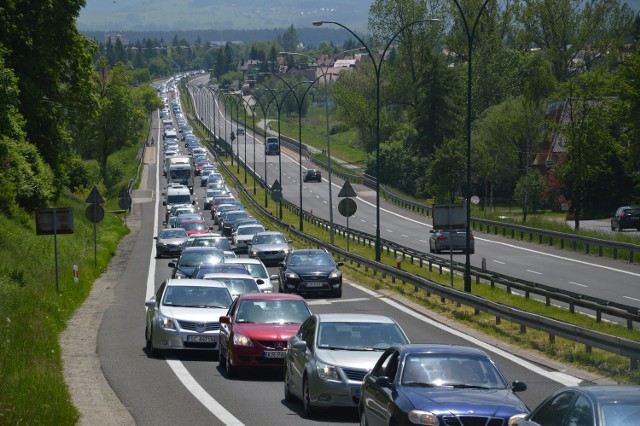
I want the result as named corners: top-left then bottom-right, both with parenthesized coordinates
top-left (0, 144), bottom-right (143, 424)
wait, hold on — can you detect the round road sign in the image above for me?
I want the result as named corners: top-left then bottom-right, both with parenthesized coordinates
top-left (85, 204), bottom-right (105, 223)
top-left (338, 198), bottom-right (357, 217)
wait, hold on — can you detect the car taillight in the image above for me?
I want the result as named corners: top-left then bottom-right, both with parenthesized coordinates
top-left (438, 235), bottom-right (447, 241)
top-left (620, 211), bottom-right (626, 217)
top-left (470, 234), bottom-right (474, 240)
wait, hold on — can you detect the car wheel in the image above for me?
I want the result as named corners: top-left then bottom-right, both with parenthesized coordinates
top-left (429, 244), bottom-right (435, 253)
top-left (283, 365), bottom-right (294, 402)
top-left (145, 326), bottom-right (161, 358)
top-left (218, 346), bottom-right (226, 368)
top-left (302, 376), bottom-right (316, 418)
top-left (618, 224), bottom-right (623, 232)
top-left (225, 350), bottom-right (236, 378)
top-left (359, 408), bottom-right (368, 426)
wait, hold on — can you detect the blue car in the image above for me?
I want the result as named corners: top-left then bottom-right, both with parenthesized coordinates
top-left (359, 344), bottom-right (528, 426)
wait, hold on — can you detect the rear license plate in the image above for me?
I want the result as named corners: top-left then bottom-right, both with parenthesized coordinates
top-left (264, 351), bottom-right (286, 358)
top-left (352, 387), bottom-right (361, 398)
top-left (305, 282), bottom-right (327, 288)
top-left (187, 335), bottom-right (216, 343)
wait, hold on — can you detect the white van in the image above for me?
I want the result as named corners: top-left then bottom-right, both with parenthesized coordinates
top-left (163, 185), bottom-right (193, 219)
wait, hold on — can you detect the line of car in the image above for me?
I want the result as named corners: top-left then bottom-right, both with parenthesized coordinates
top-left (149, 85), bottom-right (639, 425)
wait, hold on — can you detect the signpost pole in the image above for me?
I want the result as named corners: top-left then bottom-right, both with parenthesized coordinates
top-left (53, 209), bottom-right (59, 292)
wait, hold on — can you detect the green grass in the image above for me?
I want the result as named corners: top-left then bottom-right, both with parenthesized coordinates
top-left (0, 145), bottom-right (141, 423)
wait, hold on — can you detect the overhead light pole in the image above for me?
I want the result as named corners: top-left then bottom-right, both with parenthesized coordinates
top-left (270, 73), bottom-right (321, 232)
top-left (279, 48), bottom-right (365, 244)
top-left (313, 18), bottom-right (440, 261)
top-left (450, 0), bottom-right (490, 293)
top-left (250, 89), bottom-right (276, 207)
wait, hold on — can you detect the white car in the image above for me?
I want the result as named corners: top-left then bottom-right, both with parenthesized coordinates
top-left (233, 223), bottom-right (266, 253)
top-left (144, 279), bottom-right (233, 357)
top-left (224, 257), bottom-right (276, 293)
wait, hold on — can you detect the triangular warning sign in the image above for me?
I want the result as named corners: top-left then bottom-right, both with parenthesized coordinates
top-left (338, 181), bottom-right (357, 198)
top-left (271, 179), bottom-right (282, 191)
top-left (85, 186), bottom-right (105, 204)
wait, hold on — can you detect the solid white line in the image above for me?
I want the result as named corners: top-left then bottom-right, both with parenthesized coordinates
top-left (623, 295), bottom-right (640, 302)
top-left (350, 283), bottom-right (582, 386)
top-left (165, 355), bottom-right (245, 426)
top-left (568, 281), bottom-right (588, 288)
top-left (526, 270), bottom-right (543, 275)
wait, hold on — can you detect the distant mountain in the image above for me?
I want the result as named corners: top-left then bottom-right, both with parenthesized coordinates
top-left (77, 0), bottom-right (373, 33)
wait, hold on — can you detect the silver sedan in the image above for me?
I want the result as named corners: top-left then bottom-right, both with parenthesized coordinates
top-left (283, 313), bottom-right (410, 418)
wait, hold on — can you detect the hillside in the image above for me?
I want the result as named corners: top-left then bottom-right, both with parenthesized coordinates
top-left (78, 0), bottom-right (373, 32)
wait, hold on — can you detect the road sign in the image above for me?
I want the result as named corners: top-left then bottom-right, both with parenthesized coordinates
top-left (271, 190), bottom-right (282, 202)
top-left (119, 197), bottom-right (132, 210)
top-left (338, 181), bottom-right (357, 198)
top-left (271, 179), bottom-right (282, 191)
top-left (338, 198), bottom-right (357, 217)
top-left (35, 207), bottom-right (75, 235)
top-left (85, 186), bottom-right (104, 204)
top-left (85, 204), bottom-right (105, 223)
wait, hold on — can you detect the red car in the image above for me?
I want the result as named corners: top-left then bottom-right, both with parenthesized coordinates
top-left (194, 160), bottom-right (210, 175)
top-left (179, 219), bottom-right (211, 236)
top-left (218, 293), bottom-right (311, 377)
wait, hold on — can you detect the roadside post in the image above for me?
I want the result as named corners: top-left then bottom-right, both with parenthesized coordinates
top-left (35, 207), bottom-right (75, 292)
top-left (337, 181), bottom-right (358, 252)
top-left (85, 186), bottom-right (105, 267)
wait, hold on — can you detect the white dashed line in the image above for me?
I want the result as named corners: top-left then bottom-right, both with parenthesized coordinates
top-left (568, 281), bottom-right (588, 288)
top-left (526, 269), bottom-right (542, 275)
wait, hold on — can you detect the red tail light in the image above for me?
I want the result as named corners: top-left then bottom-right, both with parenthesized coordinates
top-left (620, 211), bottom-right (626, 217)
top-left (470, 234), bottom-right (475, 240)
top-left (438, 235), bottom-right (447, 241)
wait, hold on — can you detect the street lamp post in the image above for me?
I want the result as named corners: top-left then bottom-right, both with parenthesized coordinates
top-left (450, 0), bottom-right (490, 293)
top-left (271, 73), bottom-right (321, 231)
top-left (279, 48), bottom-right (365, 244)
top-left (313, 19), bottom-right (439, 262)
top-left (251, 90), bottom-right (276, 207)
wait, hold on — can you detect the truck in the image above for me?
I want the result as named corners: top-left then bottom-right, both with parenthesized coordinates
top-left (166, 156), bottom-right (194, 194)
top-left (265, 137), bottom-right (280, 155)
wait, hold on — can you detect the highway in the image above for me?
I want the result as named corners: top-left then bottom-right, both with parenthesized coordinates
top-left (90, 88), bottom-right (613, 425)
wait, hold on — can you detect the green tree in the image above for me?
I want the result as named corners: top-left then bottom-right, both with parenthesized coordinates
top-left (0, 0), bottom-right (97, 193)
top-left (426, 138), bottom-right (467, 201)
top-left (515, 0), bottom-right (635, 82)
top-left (616, 46), bottom-right (640, 199)
top-left (514, 169), bottom-right (546, 219)
top-left (279, 25), bottom-right (300, 53)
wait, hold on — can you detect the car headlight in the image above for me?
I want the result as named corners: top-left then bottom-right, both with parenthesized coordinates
top-left (233, 333), bottom-right (253, 347)
top-left (329, 271), bottom-right (342, 279)
top-left (158, 315), bottom-right (176, 330)
top-left (157, 242), bottom-right (167, 247)
top-left (408, 410), bottom-right (439, 425)
top-left (283, 248), bottom-right (290, 254)
top-left (174, 272), bottom-right (187, 279)
top-left (249, 250), bottom-right (258, 257)
top-left (316, 360), bottom-right (341, 382)
top-left (285, 272), bottom-right (300, 280)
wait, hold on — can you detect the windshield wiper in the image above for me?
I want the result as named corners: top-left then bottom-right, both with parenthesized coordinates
top-left (404, 382), bottom-right (435, 387)
top-left (450, 384), bottom-right (491, 389)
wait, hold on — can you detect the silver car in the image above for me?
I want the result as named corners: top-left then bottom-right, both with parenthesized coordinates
top-left (284, 313), bottom-right (410, 417)
top-left (144, 279), bottom-right (233, 358)
top-left (223, 257), bottom-right (276, 293)
top-left (247, 231), bottom-right (292, 266)
top-left (154, 227), bottom-right (188, 258)
top-left (429, 228), bottom-right (475, 254)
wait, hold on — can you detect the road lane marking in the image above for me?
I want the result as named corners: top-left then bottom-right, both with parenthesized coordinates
top-left (493, 260), bottom-right (506, 265)
top-left (307, 297), bottom-right (370, 305)
top-left (569, 281), bottom-right (588, 288)
top-left (623, 295), bottom-right (640, 302)
top-left (165, 354), bottom-right (244, 426)
top-left (526, 269), bottom-right (543, 275)
top-left (350, 283), bottom-right (582, 386)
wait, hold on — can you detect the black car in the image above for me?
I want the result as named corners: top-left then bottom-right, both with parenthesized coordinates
top-left (303, 169), bottom-right (322, 183)
top-left (218, 210), bottom-right (251, 237)
top-left (611, 206), bottom-right (640, 231)
top-left (278, 249), bottom-right (343, 298)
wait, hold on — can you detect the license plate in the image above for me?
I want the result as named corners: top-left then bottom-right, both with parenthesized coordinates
top-left (352, 387), bottom-right (361, 398)
top-left (264, 351), bottom-right (286, 358)
top-left (187, 335), bottom-right (216, 343)
top-left (305, 282), bottom-right (327, 288)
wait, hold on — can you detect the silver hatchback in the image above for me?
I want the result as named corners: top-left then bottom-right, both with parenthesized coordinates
top-left (429, 228), bottom-right (475, 254)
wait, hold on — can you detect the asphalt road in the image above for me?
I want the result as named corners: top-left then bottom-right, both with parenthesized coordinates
top-left (61, 101), bottom-right (615, 425)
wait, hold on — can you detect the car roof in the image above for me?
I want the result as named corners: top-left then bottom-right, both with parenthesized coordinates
top-left (393, 343), bottom-right (489, 357)
top-left (553, 385), bottom-right (640, 402)
top-left (316, 313), bottom-right (398, 324)
top-left (224, 258), bottom-right (265, 266)
top-left (290, 248), bottom-right (328, 255)
top-left (254, 231), bottom-right (285, 236)
top-left (202, 273), bottom-right (254, 279)
top-left (235, 293), bottom-right (306, 302)
top-left (181, 246), bottom-right (224, 254)
top-left (165, 278), bottom-right (227, 289)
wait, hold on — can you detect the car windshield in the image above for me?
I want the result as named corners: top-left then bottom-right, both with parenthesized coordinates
top-left (254, 234), bottom-right (286, 245)
top-left (317, 322), bottom-right (408, 351)
top-left (178, 251), bottom-right (224, 267)
top-left (241, 263), bottom-right (268, 279)
top-left (401, 354), bottom-right (507, 388)
top-left (191, 238), bottom-right (232, 250)
top-left (206, 277), bottom-right (259, 297)
top-left (162, 285), bottom-right (232, 308)
top-left (602, 402), bottom-right (640, 424)
top-left (160, 229), bottom-right (188, 239)
top-left (289, 252), bottom-right (334, 266)
top-left (236, 299), bottom-right (310, 324)
top-left (182, 221), bottom-right (208, 231)
top-left (238, 226), bottom-right (264, 235)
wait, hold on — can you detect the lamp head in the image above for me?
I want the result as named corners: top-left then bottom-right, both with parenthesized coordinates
top-left (312, 21), bottom-right (324, 27)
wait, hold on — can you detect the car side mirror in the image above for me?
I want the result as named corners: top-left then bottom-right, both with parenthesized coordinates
top-left (168, 262), bottom-right (176, 268)
top-left (256, 279), bottom-right (265, 284)
top-left (219, 316), bottom-right (231, 324)
top-left (336, 261), bottom-right (344, 267)
top-left (270, 274), bottom-right (278, 281)
top-left (375, 376), bottom-right (394, 389)
top-left (154, 237), bottom-right (158, 240)
top-left (511, 381), bottom-right (527, 392)
top-left (163, 201), bottom-right (167, 206)
top-left (429, 229), bottom-right (435, 233)
top-left (145, 299), bottom-right (156, 309)
top-left (293, 340), bottom-right (308, 351)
